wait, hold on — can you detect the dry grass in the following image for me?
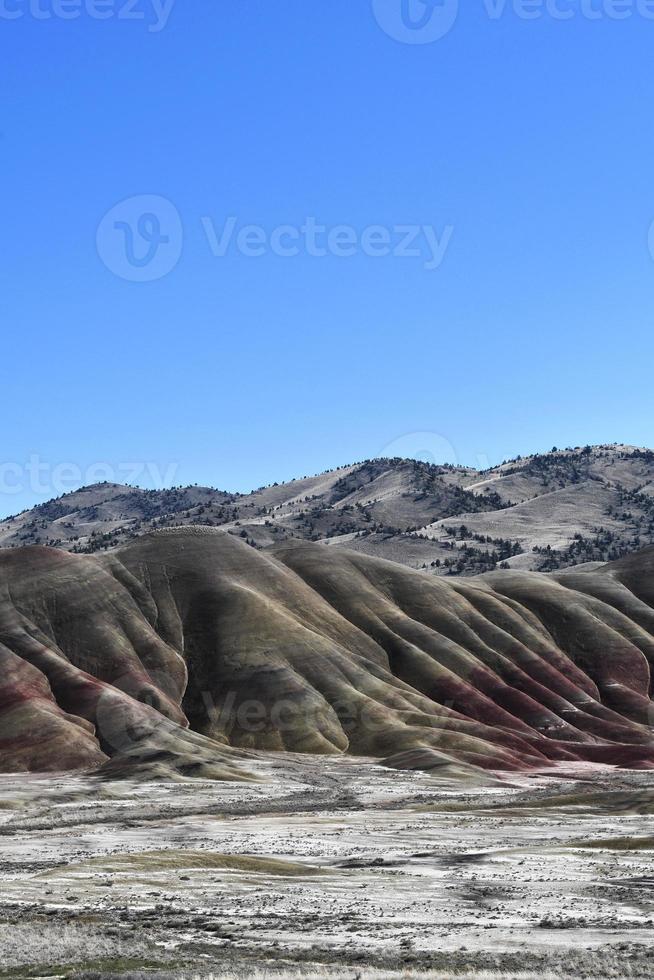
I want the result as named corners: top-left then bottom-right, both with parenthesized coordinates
top-left (1, 960), bottom-right (651, 980)
top-left (565, 835), bottom-right (654, 851)
top-left (0, 922), bottom-right (154, 972)
top-left (180, 962), bottom-right (653, 980)
top-left (44, 848), bottom-right (326, 878)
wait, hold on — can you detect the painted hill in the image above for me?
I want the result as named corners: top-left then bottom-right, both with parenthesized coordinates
top-left (1, 527), bottom-right (653, 777)
top-left (2, 444), bottom-right (654, 575)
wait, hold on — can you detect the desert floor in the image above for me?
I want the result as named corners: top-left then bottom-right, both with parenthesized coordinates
top-left (0, 755), bottom-right (653, 979)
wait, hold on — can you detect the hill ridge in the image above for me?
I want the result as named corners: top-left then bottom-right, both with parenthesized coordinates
top-left (3, 443), bottom-right (654, 575)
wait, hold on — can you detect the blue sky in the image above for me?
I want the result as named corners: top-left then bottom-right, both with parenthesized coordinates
top-left (2, 0), bottom-right (654, 514)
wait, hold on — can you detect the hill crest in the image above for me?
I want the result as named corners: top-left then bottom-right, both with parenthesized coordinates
top-left (2, 443), bottom-right (654, 576)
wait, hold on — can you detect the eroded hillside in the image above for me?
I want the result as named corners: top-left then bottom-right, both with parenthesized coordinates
top-left (1, 527), bottom-right (653, 777)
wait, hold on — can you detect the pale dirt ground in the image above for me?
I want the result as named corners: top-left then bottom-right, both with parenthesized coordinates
top-left (0, 755), bottom-right (653, 979)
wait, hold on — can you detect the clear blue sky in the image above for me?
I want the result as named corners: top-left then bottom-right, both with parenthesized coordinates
top-left (2, 1), bottom-right (654, 514)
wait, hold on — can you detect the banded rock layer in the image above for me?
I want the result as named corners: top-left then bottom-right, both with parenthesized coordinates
top-left (0, 528), bottom-right (653, 776)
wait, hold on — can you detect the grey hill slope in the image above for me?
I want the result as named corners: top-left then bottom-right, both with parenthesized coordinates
top-left (3, 444), bottom-right (654, 576)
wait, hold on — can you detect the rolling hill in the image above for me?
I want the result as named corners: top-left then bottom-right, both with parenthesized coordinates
top-left (2, 443), bottom-right (654, 575)
top-left (1, 527), bottom-right (653, 777)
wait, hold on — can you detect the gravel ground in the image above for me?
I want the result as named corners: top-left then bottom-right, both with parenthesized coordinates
top-left (0, 756), bottom-right (653, 978)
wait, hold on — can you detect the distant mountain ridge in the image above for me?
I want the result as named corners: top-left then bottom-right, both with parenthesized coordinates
top-left (2, 443), bottom-right (654, 575)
